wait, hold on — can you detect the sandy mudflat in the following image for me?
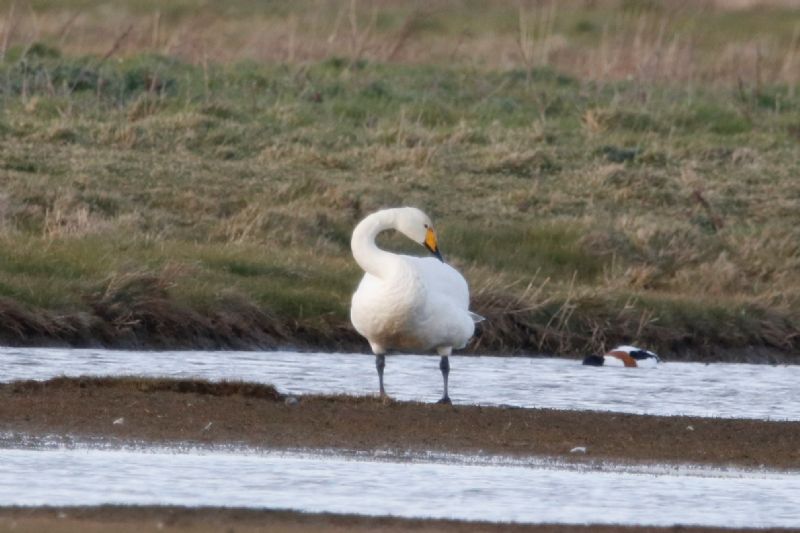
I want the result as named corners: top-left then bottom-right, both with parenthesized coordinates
top-left (2, 377), bottom-right (799, 533)
top-left (1, 376), bottom-right (798, 468)
top-left (0, 506), bottom-right (786, 533)
top-left (1, 506), bottom-right (795, 533)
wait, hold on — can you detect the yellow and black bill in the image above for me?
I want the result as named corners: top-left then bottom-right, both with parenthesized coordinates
top-left (424, 227), bottom-right (444, 262)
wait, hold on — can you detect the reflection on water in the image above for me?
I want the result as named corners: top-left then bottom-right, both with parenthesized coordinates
top-left (1, 445), bottom-right (798, 528)
top-left (2, 347), bottom-right (799, 420)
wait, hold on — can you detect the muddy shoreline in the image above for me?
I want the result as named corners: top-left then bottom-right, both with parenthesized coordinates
top-left (1, 506), bottom-right (792, 533)
top-left (2, 298), bottom-right (797, 364)
top-left (2, 377), bottom-right (799, 469)
top-left (4, 376), bottom-right (798, 533)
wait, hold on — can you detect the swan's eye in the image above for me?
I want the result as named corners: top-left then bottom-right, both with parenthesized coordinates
top-left (424, 224), bottom-right (429, 229)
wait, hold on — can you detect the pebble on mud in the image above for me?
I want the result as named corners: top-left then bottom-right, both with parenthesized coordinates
top-left (113, 417), bottom-right (125, 425)
top-left (570, 446), bottom-right (587, 454)
top-left (285, 396), bottom-right (299, 406)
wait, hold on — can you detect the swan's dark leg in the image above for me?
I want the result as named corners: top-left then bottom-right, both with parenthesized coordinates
top-left (437, 355), bottom-right (451, 404)
top-left (375, 353), bottom-right (386, 397)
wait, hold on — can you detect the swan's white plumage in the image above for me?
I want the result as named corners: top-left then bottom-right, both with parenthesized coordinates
top-left (350, 208), bottom-right (477, 356)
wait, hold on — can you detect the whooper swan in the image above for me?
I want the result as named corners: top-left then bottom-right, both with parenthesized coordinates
top-left (350, 207), bottom-right (482, 404)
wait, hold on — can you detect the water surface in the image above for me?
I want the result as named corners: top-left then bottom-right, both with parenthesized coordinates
top-left (1, 445), bottom-right (798, 528)
top-left (3, 347), bottom-right (799, 420)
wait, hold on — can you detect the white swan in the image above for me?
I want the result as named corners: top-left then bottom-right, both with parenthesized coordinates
top-left (350, 207), bottom-right (481, 403)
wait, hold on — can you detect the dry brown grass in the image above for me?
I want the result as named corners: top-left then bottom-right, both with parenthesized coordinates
top-left (8, 375), bottom-right (284, 400)
top-left (1, 1), bottom-right (800, 86)
top-left (1, 2), bottom-right (800, 360)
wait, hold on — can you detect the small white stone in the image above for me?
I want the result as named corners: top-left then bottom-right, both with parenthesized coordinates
top-left (112, 417), bottom-right (124, 425)
top-left (687, 425), bottom-right (695, 431)
top-left (202, 422), bottom-right (213, 431)
top-left (284, 396), bottom-right (299, 406)
top-left (570, 446), bottom-right (587, 454)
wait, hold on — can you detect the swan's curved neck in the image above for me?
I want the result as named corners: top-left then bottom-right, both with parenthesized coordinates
top-left (351, 209), bottom-right (401, 278)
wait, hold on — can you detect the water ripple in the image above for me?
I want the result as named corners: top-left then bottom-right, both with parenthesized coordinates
top-left (2, 347), bottom-right (799, 420)
top-left (0, 445), bottom-right (798, 528)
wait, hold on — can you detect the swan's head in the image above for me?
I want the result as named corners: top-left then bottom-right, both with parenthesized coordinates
top-left (395, 207), bottom-right (443, 262)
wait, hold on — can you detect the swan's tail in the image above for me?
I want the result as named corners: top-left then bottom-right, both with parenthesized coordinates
top-left (468, 311), bottom-right (486, 323)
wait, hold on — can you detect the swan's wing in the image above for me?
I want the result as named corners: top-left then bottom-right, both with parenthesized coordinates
top-left (350, 273), bottom-right (384, 327)
top-left (403, 256), bottom-right (470, 310)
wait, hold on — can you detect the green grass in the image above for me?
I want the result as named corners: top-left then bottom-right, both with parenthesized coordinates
top-left (1, 2), bottom-right (800, 360)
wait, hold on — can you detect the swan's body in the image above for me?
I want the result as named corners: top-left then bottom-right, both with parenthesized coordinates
top-left (350, 207), bottom-right (479, 403)
top-left (351, 256), bottom-right (474, 354)
top-left (583, 345), bottom-right (661, 368)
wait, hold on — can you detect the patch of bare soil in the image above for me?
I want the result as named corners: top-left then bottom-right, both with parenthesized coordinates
top-left (3, 506), bottom-right (794, 533)
top-left (2, 506), bottom-right (796, 533)
top-left (1, 377), bottom-right (799, 469)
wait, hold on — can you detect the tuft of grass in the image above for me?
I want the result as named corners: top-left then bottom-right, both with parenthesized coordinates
top-left (7, 376), bottom-right (284, 400)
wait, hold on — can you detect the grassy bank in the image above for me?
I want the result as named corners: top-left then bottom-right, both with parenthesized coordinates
top-left (1, 1), bottom-right (799, 361)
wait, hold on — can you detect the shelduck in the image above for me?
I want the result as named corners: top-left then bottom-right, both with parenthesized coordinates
top-left (582, 345), bottom-right (661, 368)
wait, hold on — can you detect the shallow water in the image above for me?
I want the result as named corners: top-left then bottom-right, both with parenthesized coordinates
top-left (1, 445), bottom-right (798, 528)
top-left (2, 347), bottom-right (799, 420)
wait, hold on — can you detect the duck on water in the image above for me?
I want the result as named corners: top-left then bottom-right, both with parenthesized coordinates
top-left (349, 207), bottom-right (483, 404)
top-left (583, 345), bottom-right (662, 368)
